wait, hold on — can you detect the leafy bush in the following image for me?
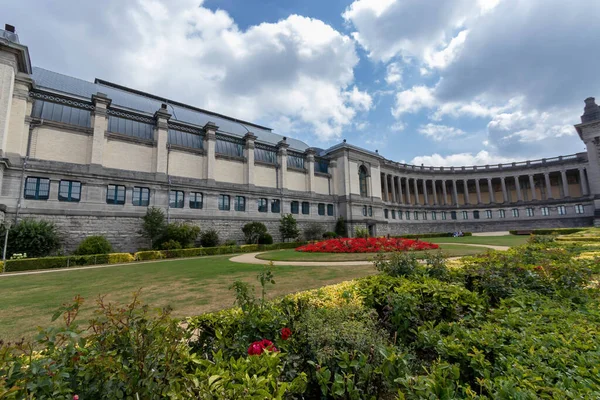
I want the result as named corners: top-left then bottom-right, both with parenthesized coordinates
top-left (73, 235), bottom-right (113, 255)
top-left (134, 251), bottom-right (164, 261)
top-left (200, 229), bottom-right (220, 247)
top-left (107, 253), bottom-right (135, 264)
top-left (304, 223), bottom-right (325, 241)
top-left (334, 216), bottom-right (347, 237)
top-left (160, 239), bottom-right (182, 250)
top-left (374, 251), bottom-right (421, 277)
top-left (159, 222), bottom-right (200, 248)
top-left (4, 254), bottom-right (110, 272)
top-left (1, 218), bottom-right (61, 258)
top-left (510, 228), bottom-right (586, 235)
top-left (279, 214), bottom-right (300, 242)
top-left (322, 231), bottom-right (338, 239)
top-left (258, 233), bottom-right (273, 245)
top-left (354, 227), bottom-right (369, 238)
top-left (527, 234), bottom-right (556, 244)
top-left (223, 239), bottom-right (237, 246)
top-left (242, 222), bottom-right (268, 244)
top-left (141, 207), bottom-right (167, 248)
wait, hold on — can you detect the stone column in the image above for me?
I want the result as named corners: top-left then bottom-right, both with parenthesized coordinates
top-left (574, 98), bottom-right (600, 203)
top-left (277, 138), bottom-right (289, 190)
top-left (432, 180), bottom-right (439, 205)
top-left (405, 177), bottom-right (411, 205)
top-left (487, 178), bottom-right (495, 203)
top-left (398, 176), bottom-right (404, 204)
top-left (243, 132), bottom-right (256, 186)
top-left (90, 93), bottom-right (111, 166)
top-left (305, 148), bottom-right (316, 193)
top-left (329, 159), bottom-right (338, 195)
top-left (0, 52), bottom-right (17, 156)
top-left (452, 180), bottom-right (459, 206)
top-left (203, 122), bottom-right (218, 182)
top-left (579, 168), bottom-right (589, 196)
top-left (413, 178), bottom-right (420, 205)
top-left (544, 172), bottom-right (552, 199)
top-left (153, 104), bottom-right (171, 176)
top-left (475, 178), bottom-right (482, 204)
top-left (442, 180), bottom-right (448, 205)
top-left (382, 173), bottom-right (389, 202)
top-left (529, 175), bottom-right (537, 200)
top-left (501, 177), bottom-right (508, 203)
top-left (463, 179), bottom-right (469, 204)
top-left (515, 176), bottom-right (523, 201)
top-left (5, 74), bottom-right (33, 157)
top-left (560, 170), bottom-right (570, 198)
top-left (422, 179), bottom-right (429, 205)
top-left (391, 175), bottom-right (397, 203)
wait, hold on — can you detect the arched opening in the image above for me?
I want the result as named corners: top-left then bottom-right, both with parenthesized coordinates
top-left (359, 165), bottom-right (368, 197)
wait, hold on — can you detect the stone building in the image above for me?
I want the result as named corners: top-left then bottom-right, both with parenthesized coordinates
top-left (0, 25), bottom-right (599, 251)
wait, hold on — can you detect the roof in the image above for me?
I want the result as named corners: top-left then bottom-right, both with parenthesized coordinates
top-left (31, 67), bottom-right (310, 152)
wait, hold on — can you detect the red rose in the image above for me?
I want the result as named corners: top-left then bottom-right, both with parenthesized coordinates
top-left (281, 327), bottom-right (292, 340)
top-left (247, 342), bottom-right (263, 356)
top-left (73, 396), bottom-right (79, 400)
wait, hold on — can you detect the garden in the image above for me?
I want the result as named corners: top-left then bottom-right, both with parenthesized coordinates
top-left (1, 228), bottom-right (599, 398)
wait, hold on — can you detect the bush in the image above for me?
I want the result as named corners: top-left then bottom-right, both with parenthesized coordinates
top-left (304, 223), bottom-right (324, 241)
top-left (141, 207), bottom-right (167, 248)
top-left (322, 231), bottom-right (337, 239)
top-left (73, 235), bottom-right (113, 255)
top-left (242, 222), bottom-right (268, 244)
top-left (200, 229), bottom-right (220, 247)
top-left (354, 227), bottom-right (369, 238)
top-left (279, 214), bottom-right (300, 242)
top-left (374, 251), bottom-right (421, 277)
top-left (334, 216), bottom-right (347, 237)
top-left (160, 239), bottom-right (182, 250)
top-left (134, 251), bottom-right (164, 261)
top-left (159, 222), bottom-right (200, 248)
top-left (1, 218), bottom-right (61, 258)
top-left (108, 253), bottom-right (135, 264)
top-left (4, 254), bottom-right (110, 272)
top-left (510, 228), bottom-right (586, 235)
top-left (223, 239), bottom-right (237, 246)
top-left (527, 234), bottom-right (556, 244)
top-left (258, 233), bottom-right (273, 245)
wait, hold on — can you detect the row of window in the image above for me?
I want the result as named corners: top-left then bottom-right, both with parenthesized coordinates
top-left (382, 205), bottom-right (585, 220)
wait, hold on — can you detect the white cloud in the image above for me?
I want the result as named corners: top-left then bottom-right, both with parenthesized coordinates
top-left (390, 121), bottom-right (406, 131)
top-left (391, 86), bottom-right (436, 117)
top-left (345, 86), bottom-right (373, 111)
top-left (410, 150), bottom-right (515, 167)
top-left (385, 62), bottom-right (402, 86)
top-left (418, 123), bottom-right (466, 141)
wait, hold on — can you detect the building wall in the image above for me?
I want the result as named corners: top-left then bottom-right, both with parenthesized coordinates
top-left (286, 169), bottom-right (306, 192)
top-left (31, 126), bottom-right (91, 165)
top-left (103, 138), bottom-right (154, 173)
top-left (314, 175), bottom-right (329, 195)
top-left (215, 158), bottom-right (244, 184)
top-left (255, 164), bottom-right (277, 188)
top-left (168, 149), bottom-right (204, 179)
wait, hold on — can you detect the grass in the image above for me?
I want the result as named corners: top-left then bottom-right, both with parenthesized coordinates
top-left (425, 235), bottom-right (529, 247)
top-left (256, 244), bottom-right (488, 262)
top-left (0, 255), bottom-right (377, 341)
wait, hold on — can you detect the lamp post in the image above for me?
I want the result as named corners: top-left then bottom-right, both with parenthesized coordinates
top-left (2, 220), bottom-right (12, 272)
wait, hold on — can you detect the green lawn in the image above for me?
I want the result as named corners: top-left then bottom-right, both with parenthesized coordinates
top-left (426, 235), bottom-right (529, 247)
top-left (256, 244), bottom-right (488, 262)
top-left (0, 255), bottom-right (377, 341)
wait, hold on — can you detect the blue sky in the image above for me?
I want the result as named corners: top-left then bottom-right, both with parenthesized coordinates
top-left (5, 0), bottom-right (600, 166)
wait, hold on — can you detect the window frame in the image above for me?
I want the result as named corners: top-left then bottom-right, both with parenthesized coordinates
top-left (368, 206), bottom-right (373, 217)
top-left (58, 180), bottom-right (81, 202)
top-left (485, 210), bottom-right (493, 219)
top-left (189, 192), bottom-right (203, 209)
top-left (327, 204), bottom-right (334, 216)
top-left (24, 177), bottom-right (51, 200)
top-left (302, 202), bottom-right (310, 215)
top-left (406, 211), bottom-right (410, 220)
top-left (414, 211), bottom-right (419, 220)
top-left (462, 211), bottom-right (468, 220)
top-left (271, 199), bottom-right (281, 213)
top-left (132, 187), bottom-right (150, 207)
top-left (575, 204), bottom-right (584, 214)
top-left (431, 211), bottom-right (436, 220)
top-left (291, 201), bottom-right (299, 215)
top-left (169, 190), bottom-right (184, 209)
top-left (441, 211), bottom-right (447, 220)
top-left (106, 184), bottom-right (126, 205)
top-left (358, 166), bottom-right (368, 197)
top-left (235, 196), bottom-right (246, 212)
top-left (451, 211), bottom-right (457, 220)
top-left (473, 210), bottom-right (480, 220)
top-left (498, 209), bottom-right (506, 218)
top-left (218, 194), bottom-right (231, 211)
top-left (318, 203), bottom-right (325, 216)
top-left (541, 206), bottom-right (549, 216)
top-left (384, 209), bottom-right (389, 219)
top-left (362, 205), bottom-right (367, 216)
top-left (398, 210), bottom-right (403, 220)
top-left (512, 208), bottom-right (519, 217)
top-left (258, 198), bottom-right (268, 213)
top-left (391, 210), bottom-right (396, 219)
top-left (558, 205), bottom-right (567, 215)
top-left (526, 207), bottom-right (534, 217)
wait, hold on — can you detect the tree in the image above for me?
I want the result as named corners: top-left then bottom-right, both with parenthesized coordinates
top-left (141, 207), bottom-right (166, 249)
top-left (334, 216), bottom-right (348, 238)
top-left (304, 223), bottom-right (324, 241)
top-left (160, 222), bottom-right (200, 248)
top-left (279, 214), bottom-right (299, 242)
top-left (242, 222), bottom-right (268, 244)
top-left (73, 236), bottom-right (113, 255)
top-left (1, 218), bottom-right (61, 258)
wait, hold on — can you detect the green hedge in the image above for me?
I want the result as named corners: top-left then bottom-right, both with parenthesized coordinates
top-left (5, 254), bottom-right (110, 272)
top-left (394, 232), bottom-right (472, 239)
top-left (509, 228), bottom-right (587, 236)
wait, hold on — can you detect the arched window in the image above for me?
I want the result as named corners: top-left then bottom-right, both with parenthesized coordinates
top-left (359, 165), bottom-right (368, 197)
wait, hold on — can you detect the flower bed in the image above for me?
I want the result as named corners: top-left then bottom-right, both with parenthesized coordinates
top-left (296, 237), bottom-right (439, 253)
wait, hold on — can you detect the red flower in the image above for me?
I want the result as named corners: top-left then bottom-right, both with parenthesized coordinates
top-left (248, 339), bottom-right (279, 355)
top-left (281, 327), bottom-right (292, 340)
top-left (73, 396), bottom-right (79, 400)
top-left (534, 266), bottom-right (543, 271)
top-left (295, 237), bottom-right (438, 254)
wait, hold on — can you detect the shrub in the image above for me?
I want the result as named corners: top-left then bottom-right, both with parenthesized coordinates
top-left (134, 251), bottom-right (164, 261)
top-left (354, 227), bottom-right (369, 238)
top-left (334, 216), bottom-right (347, 237)
top-left (73, 235), bottom-right (113, 255)
top-left (160, 222), bottom-right (200, 248)
top-left (258, 233), bottom-right (273, 245)
top-left (242, 222), bottom-right (268, 244)
top-left (527, 234), bottom-right (556, 244)
top-left (322, 231), bottom-right (337, 239)
top-left (200, 229), bottom-right (220, 247)
top-left (374, 251), bottom-right (421, 277)
top-left (141, 207), bottom-right (167, 248)
top-left (4, 254), bottom-right (110, 272)
top-left (224, 239), bottom-right (237, 246)
top-left (1, 218), bottom-right (61, 258)
top-left (108, 253), bottom-right (135, 264)
top-left (279, 214), bottom-right (300, 242)
top-left (510, 228), bottom-right (586, 235)
top-left (304, 223), bottom-right (324, 241)
top-left (160, 239), bottom-right (182, 250)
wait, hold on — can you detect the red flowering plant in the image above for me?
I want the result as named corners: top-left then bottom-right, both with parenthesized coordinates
top-left (248, 339), bottom-right (279, 355)
top-left (281, 327), bottom-right (292, 341)
top-left (296, 237), bottom-right (438, 253)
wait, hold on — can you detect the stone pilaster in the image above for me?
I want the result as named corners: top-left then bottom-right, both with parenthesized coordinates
top-left (153, 104), bottom-right (171, 176)
top-left (0, 52), bottom-right (17, 156)
top-left (487, 178), bottom-right (495, 204)
top-left (515, 176), bottom-right (523, 201)
top-left (305, 148), bottom-right (316, 193)
top-left (475, 178), bottom-right (482, 204)
top-left (463, 179), bottom-right (469, 205)
top-left (529, 175), bottom-right (537, 200)
top-left (90, 92), bottom-right (111, 166)
top-left (501, 177), bottom-right (508, 203)
top-left (544, 172), bottom-right (552, 199)
top-left (244, 132), bottom-right (256, 186)
top-left (277, 138), bottom-right (289, 190)
top-left (432, 180), bottom-right (438, 205)
top-left (413, 178), bottom-right (420, 205)
top-left (560, 170), bottom-right (570, 198)
top-left (382, 173), bottom-right (389, 202)
top-left (442, 180), bottom-right (448, 205)
top-left (452, 180), bottom-right (459, 206)
top-left (203, 122), bottom-right (218, 182)
top-left (579, 168), bottom-right (589, 196)
top-left (398, 176), bottom-right (404, 204)
top-left (405, 177), bottom-right (411, 205)
top-left (329, 159), bottom-right (338, 196)
top-left (390, 175), bottom-right (397, 203)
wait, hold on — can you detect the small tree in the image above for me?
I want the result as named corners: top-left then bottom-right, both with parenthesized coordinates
top-left (1, 218), bottom-right (61, 258)
top-left (334, 216), bottom-right (347, 237)
top-left (74, 236), bottom-right (113, 255)
top-left (242, 222), bottom-right (268, 244)
top-left (304, 223), bottom-right (324, 241)
top-left (279, 214), bottom-right (299, 242)
top-left (141, 207), bottom-right (166, 249)
top-left (200, 229), bottom-right (220, 247)
top-left (355, 227), bottom-right (369, 238)
top-left (159, 222), bottom-right (200, 248)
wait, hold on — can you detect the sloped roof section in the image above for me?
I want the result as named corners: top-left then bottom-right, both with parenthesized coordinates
top-left (31, 67), bottom-right (310, 152)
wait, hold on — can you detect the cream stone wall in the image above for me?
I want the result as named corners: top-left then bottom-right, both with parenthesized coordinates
top-left (314, 175), bottom-right (329, 195)
top-left (349, 161), bottom-right (359, 195)
top-left (0, 61), bottom-right (15, 152)
top-left (5, 89), bottom-right (30, 156)
top-left (103, 138), bottom-right (153, 172)
top-left (168, 150), bottom-right (204, 179)
top-left (286, 170), bottom-right (306, 192)
top-left (255, 164), bottom-right (277, 188)
top-left (215, 158), bottom-right (244, 184)
top-left (31, 126), bottom-right (90, 165)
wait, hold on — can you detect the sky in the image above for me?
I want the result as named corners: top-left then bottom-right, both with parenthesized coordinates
top-left (4, 0), bottom-right (599, 166)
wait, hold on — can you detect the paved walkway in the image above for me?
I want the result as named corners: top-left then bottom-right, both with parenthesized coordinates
top-left (229, 243), bottom-right (509, 267)
top-left (472, 231), bottom-right (511, 236)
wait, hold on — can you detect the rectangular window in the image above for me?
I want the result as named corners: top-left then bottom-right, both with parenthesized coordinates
top-left (575, 204), bottom-right (584, 214)
top-left (362, 205), bottom-right (367, 216)
top-left (398, 210), bottom-right (403, 220)
top-left (451, 211), bottom-right (457, 220)
top-left (219, 194), bottom-right (231, 211)
top-left (327, 204), bottom-right (334, 216)
top-left (406, 211), bottom-right (410, 220)
top-left (368, 206), bottom-right (373, 217)
top-left (462, 211), bottom-right (468, 220)
top-left (287, 154), bottom-right (305, 169)
top-left (302, 202), bottom-right (310, 215)
top-left (189, 192), bottom-right (203, 209)
top-left (108, 115), bottom-right (154, 140)
top-left (499, 209), bottom-right (506, 218)
top-left (541, 207), bottom-right (549, 216)
top-left (391, 210), bottom-right (396, 219)
top-left (169, 190), bottom-right (184, 208)
top-left (132, 187), bottom-right (150, 206)
top-left (558, 205), bottom-right (566, 215)
top-left (106, 184), bottom-right (126, 205)
top-left (526, 207), bottom-right (534, 217)
top-left (58, 180), bottom-right (81, 202)
top-left (486, 210), bottom-right (493, 219)
top-left (32, 100), bottom-right (91, 128)
top-left (318, 203), bottom-right (325, 216)
top-left (168, 129), bottom-right (203, 150)
top-left (431, 211), bottom-right (436, 220)
top-left (258, 198), bottom-right (268, 213)
top-left (473, 210), bottom-right (480, 220)
top-left (422, 212), bottom-right (427, 220)
top-left (235, 196), bottom-right (246, 211)
top-left (254, 147), bottom-right (277, 164)
top-left (271, 199), bottom-right (281, 213)
top-left (512, 208), bottom-right (519, 217)
top-left (384, 209), bottom-right (389, 219)
top-left (414, 211), bottom-right (419, 220)
top-left (315, 158), bottom-right (329, 174)
top-left (441, 211), bottom-right (447, 220)
top-left (291, 201), bottom-right (299, 214)
top-left (24, 177), bottom-right (50, 200)
top-left (216, 138), bottom-right (244, 157)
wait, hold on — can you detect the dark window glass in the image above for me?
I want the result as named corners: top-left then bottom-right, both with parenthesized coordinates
top-left (315, 159), bottom-right (329, 174)
top-left (58, 180), bottom-right (81, 202)
top-left (291, 201), bottom-right (299, 214)
top-left (302, 202), bottom-right (310, 215)
top-left (24, 177), bottom-right (50, 200)
top-left (327, 204), bottom-right (334, 216)
top-left (32, 100), bottom-right (91, 128)
top-left (431, 211), bottom-right (436, 220)
top-left (473, 210), bottom-right (480, 219)
top-left (287, 154), bottom-right (305, 169)
top-left (168, 129), bottom-right (203, 149)
top-left (254, 147), bottom-right (277, 164)
top-left (132, 187), bottom-right (150, 206)
top-left (422, 212), bottom-right (427, 220)
top-left (218, 194), bottom-right (231, 211)
top-left (108, 115), bottom-right (154, 140)
top-left (169, 190), bottom-right (184, 208)
top-left (575, 204), bottom-right (584, 214)
top-left (258, 198), bottom-right (268, 213)
top-left (414, 211), bottom-right (419, 220)
top-left (106, 184), bottom-right (126, 204)
top-left (441, 211), bottom-right (447, 220)
top-left (235, 196), bottom-right (246, 211)
top-left (318, 203), bottom-right (325, 216)
top-left (398, 210), bottom-right (403, 220)
top-left (384, 209), bottom-right (389, 218)
top-left (362, 205), bottom-right (367, 216)
top-left (451, 211), bottom-right (457, 220)
top-left (216, 138), bottom-right (243, 157)
top-left (190, 192), bottom-right (203, 209)
top-left (406, 211), bottom-right (410, 220)
top-left (359, 166), bottom-right (368, 197)
top-left (271, 199), bottom-right (281, 213)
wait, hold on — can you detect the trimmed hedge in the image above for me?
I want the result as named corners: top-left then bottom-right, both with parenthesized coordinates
top-left (134, 251), bottom-right (165, 261)
top-left (108, 253), bottom-right (135, 264)
top-left (509, 228), bottom-right (587, 236)
top-left (5, 254), bottom-right (110, 272)
top-left (394, 232), bottom-right (472, 239)
top-left (556, 237), bottom-right (600, 242)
